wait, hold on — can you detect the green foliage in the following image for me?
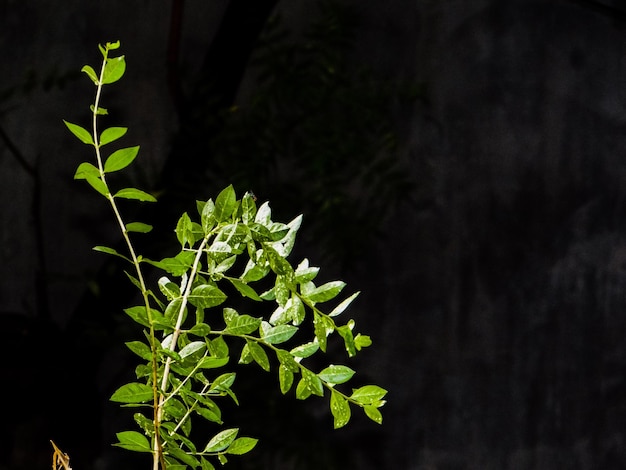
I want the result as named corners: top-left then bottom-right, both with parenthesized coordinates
top-left (65, 42), bottom-right (386, 469)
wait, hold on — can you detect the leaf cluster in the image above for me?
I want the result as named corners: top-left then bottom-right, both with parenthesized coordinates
top-left (65, 41), bottom-right (387, 470)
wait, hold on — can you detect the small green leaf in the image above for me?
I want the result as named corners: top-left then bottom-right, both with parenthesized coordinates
top-left (355, 333), bottom-right (372, 351)
top-left (189, 322), bottom-right (211, 337)
top-left (102, 55), bottom-right (126, 84)
top-left (198, 356), bottom-right (229, 369)
top-left (85, 174), bottom-right (108, 196)
top-left (318, 365), bottom-right (355, 385)
top-left (329, 291), bottom-right (360, 317)
top-left (330, 390), bottom-right (351, 429)
top-left (104, 146), bottom-right (139, 173)
top-left (350, 385), bottom-right (388, 405)
top-left (294, 259), bottom-right (319, 284)
top-left (260, 324), bottom-right (298, 345)
top-left (201, 458), bottom-right (216, 470)
top-left (201, 199), bottom-right (216, 233)
top-left (246, 340), bottom-right (270, 371)
top-left (100, 126), bottom-right (128, 146)
top-left (126, 222), bottom-right (153, 233)
top-left (81, 65), bottom-right (99, 84)
top-left (241, 192), bottom-right (257, 224)
top-left (209, 372), bottom-right (236, 393)
top-left (63, 120), bottom-right (94, 145)
top-left (189, 285), bottom-right (227, 309)
top-left (279, 365), bottom-right (294, 394)
top-left (226, 437), bottom-right (258, 455)
top-left (92, 245), bottom-right (131, 263)
top-left (364, 405), bottom-right (383, 424)
top-left (275, 349), bottom-right (299, 372)
top-left (290, 342), bottom-right (319, 359)
top-left (114, 431), bottom-right (151, 452)
top-left (203, 428), bottom-right (239, 453)
top-left (175, 212), bottom-right (194, 247)
top-left (222, 314), bottom-right (262, 335)
top-left (179, 341), bottom-right (206, 359)
top-left (114, 188), bottom-right (157, 202)
top-left (254, 201), bottom-right (271, 225)
top-left (74, 162), bottom-right (100, 180)
top-left (227, 278), bottom-right (262, 301)
top-left (125, 341), bottom-right (151, 360)
top-left (306, 281), bottom-right (346, 303)
top-left (90, 104), bottom-right (108, 115)
top-left (110, 382), bottom-right (153, 403)
top-left (214, 185), bottom-right (236, 222)
top-left (337, 322), bottom-right (356, 357)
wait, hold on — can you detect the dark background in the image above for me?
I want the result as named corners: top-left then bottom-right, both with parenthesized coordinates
top-left (2, 0), bottom-right (626, 469)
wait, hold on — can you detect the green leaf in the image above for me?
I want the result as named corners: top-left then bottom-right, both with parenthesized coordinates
top-left (297, 368), bottom-right (324, 399)
top-left (209, 372), bottom-right (236, 393)
top-left (175, 212), bottom-right (194, 247)
top-left (330, 390), bottom-right (351, 429)
top-left (81, 65), bottom-right (98, 84)
top-left (355, 333), bottom-right (372, 351)
top-left (63, 120), bottom-right (94, 145)
top-left (126, 222), bottom-right (153, 233)
top-left (279, 365), bottom-right (294, 394)
top-left (364, 405), bottom-right (383, 424)
top-left (198, 356), bottom-right (229, 369)
top-left (275, 349), bottom-right (299, 372)
top-left (214, 185), bottom-right (236, 222)
top-left (104, 146), bottom-right (139, 173)
top-left (227, 278), bottom-right (262, 301)
top-left (246, 340), bottom-right (270, 371)
top-left (114, 431), bottom-right (151, 452)
top-left (189, 322), bottom-right (211, 336)
top-left (329, 291), bottom-right (360, 317)
top-left (125, 341), bottom-right (151, 360)
top-left (313, 313), bottom-right (334, 352)
top-left (318, 365), bottom-right (355, 385)
top-left (260, 323), bottom-right (298, 345)
top-left (241, 192), bottom-right (257, 224)
top-left (201, 458), bottom-right (216, 470)
top-left (189, 285), bottom-right (227, 309)
top-left (100, 126), bottom-right (128, 146)
top-left (264, 245), bottom-right (293, 276)
top-left (92, 245), bottom-right (131, 263)
top-left (350, 385), bottom-right (388, 405)
top-left (85, 173), bottom-right (108, 196)
top-left (179, 341), bottom-right (206, 359)
top-left (90, 104), bottom-right (108, 115)
top-left (337, 322), bottom-right (356, 357)
top-left (114, 187), bottom-right (157, 202)
top-left (306, 281), bottom-right (346, 303)
top-left (168, 447), bottom-right (200, 468)
top-left (102, 55), bottom-right (126, 84)
top-left (158, 277), bottom-right (181, 300)
top-left (203, 428), bottom-right (239, 453)
top-left (290, 342), bottom-right (319, 359)
top-left (223, 314), bottom-right (262, 335)
top-left (74, 162), bottom-right (100, 180)
top-left (226, 437), bottom-right (258, 455)
top-left (294, 259), bottom-right (319, 284)
top-left (254, 201), bottom-right (271, 225)
top-left (110, 382), bottom-right (153, 403)
top-left (201, 199), bottom-right (216, 233)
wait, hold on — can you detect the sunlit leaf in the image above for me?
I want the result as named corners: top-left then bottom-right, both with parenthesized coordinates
top-left (85, 174), bottom-right (108, 196)
top-left (306, 281), bottom-right (346, 303)
top-left (364, 405), bottom-right (383, 424)
top-left (214, 185), bottom-right (236, 222)
top-left (226, 437), bottom-right (258, 455)
top-left (203, 428), bottom-right (239, 453)
top-left (260, 323), bottom-right (298, 345)
top-left (318, 365), bottom-right (355, 385)
top-left (114, 188), bottom-right (157, 202)
top-left (279, 365), bottom-right (294, 394)
top-left (227, 278), bottom-right (262, 301)
top-left (100, 126), bottom-right (128, 146)
top-left (63, 120), bottom-right (93, 145)
top-left (246, 340), bottom-right (270, 371)
top-left (110, 382), bottom-right (153, 403)
top-left (81, 65), bottom-right (98, 84)
top-left (126, 222), bottom-right (153, 233)
top-left (349, 385), bottom-right (388, 405)
top-left (189, 284), bottom-right (227, 309)
top-left (92, 245), bottom-right (131, 263)
top-left (330, 390), bottom-right (351, 429)
top-left (102, 55), bottom-right (126, 84)
top-left (329, 291), bottom-right (360, 317)
top-left (114, 431), bottom-right (151, 452)
top-left (74, 162), bottom-right (100, 180)
top-left (104, 146), bottom-right (139, 173)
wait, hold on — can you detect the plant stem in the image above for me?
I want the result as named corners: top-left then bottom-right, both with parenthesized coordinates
top-left (92, 46), bottom-right (163, 470)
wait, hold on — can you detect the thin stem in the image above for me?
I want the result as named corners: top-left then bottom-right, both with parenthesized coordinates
top-left (91, 46), bottom-right (163, 470)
